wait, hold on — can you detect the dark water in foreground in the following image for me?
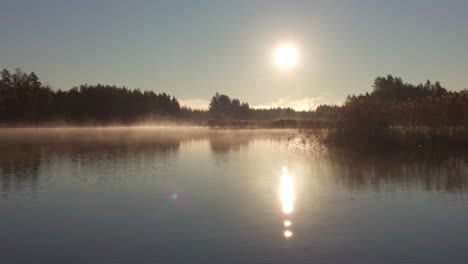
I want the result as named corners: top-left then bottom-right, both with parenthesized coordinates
top-left (1, 127), bottom-right (467, 264)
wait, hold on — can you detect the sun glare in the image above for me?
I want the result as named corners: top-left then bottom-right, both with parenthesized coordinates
top-left (279, 166), bottom-right (296, 239)
top-left (280, 173), bottom-right (295, 214)
top-left (274, 44), bottom-right (299, 70)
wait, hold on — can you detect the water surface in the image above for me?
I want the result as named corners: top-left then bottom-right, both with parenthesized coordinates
top-left (1, 127), bottom-right (467, 263)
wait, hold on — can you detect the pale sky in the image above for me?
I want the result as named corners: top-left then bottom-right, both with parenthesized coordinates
top-left (1, 0), bottom-right (467, 109)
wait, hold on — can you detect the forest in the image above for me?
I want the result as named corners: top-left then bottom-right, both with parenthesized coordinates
top-left (1, 68), bottom-right (467, 137)
top-left (0, 68), bottom-right (324, 125)
top-left (0, 69), bottom-right (181, 124)
top-left (324, 75), bottom-right (468, 151)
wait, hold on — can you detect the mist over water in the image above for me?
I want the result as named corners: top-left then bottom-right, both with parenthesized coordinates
top-left (1, 127), bottom-right (467, 263)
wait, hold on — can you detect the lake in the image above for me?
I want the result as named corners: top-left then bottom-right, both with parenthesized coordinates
top-left (1, 127), bottom-right (467, 264)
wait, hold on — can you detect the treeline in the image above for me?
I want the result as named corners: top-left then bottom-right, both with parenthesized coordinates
top-left (207, 92), bottom-right (339, 122)
top-left (1, 68), bottom-right (468, 134)
top-left (206, 75), bottom-right (468, 137)
top-left (323, 75), bottom-right (468, 151)
top-left (337, 75), bottom-right (468, 131)
top-left (0, 68), bottom-right (323, 125)
top-left (0, 68), bottom-right (338, 125)
top-left (0, 69), bottom-right (181, 124)
top-left (209, 92), bottom-right (250, 120)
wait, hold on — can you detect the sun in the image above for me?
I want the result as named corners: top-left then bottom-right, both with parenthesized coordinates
top-left (274, 44), bottom-right (299, 70)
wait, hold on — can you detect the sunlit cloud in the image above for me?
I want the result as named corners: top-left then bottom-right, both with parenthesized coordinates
top-left (178, 99), bottom-right (210, 110)
top-left (180, 97), bottom-right (339, 111)
top-left (252, 97), bottom-right (334, 111)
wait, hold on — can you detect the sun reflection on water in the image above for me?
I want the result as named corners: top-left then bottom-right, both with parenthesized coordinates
top-left (280, 174), bottom-right (295, 214)
top-left (280, 166), bottom-right (295, 239)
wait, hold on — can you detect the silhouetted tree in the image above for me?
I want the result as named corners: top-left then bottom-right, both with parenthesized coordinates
top-left (209, 92), bottom-right (250, 120)
top-left (372, 75), bottom-right (447, 102)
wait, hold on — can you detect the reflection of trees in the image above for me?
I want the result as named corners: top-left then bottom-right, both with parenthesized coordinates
top-left (0, 145), bottom-right (41, 196)
top-left (0, 128), bottom-right (191, 195)
top-left (2, 128), bottom-right (466, 196)
top-left (208, 130), bottom-right (288, 154)
top-left (0, 129), bottom-right (290, 195)
top-left (207, 132), bottom-right (254, 166)
top-left (325, 148), bottom-right (468, 193)
top-left (208, 134), bottom-right (251, 154)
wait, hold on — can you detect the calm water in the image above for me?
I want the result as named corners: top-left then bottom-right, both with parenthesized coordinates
top-left (1, 127), bottom-right (467, 264)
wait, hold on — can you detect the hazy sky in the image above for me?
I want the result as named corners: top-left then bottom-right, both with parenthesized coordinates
top-left (1, 0), bottom-right (467, 109)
